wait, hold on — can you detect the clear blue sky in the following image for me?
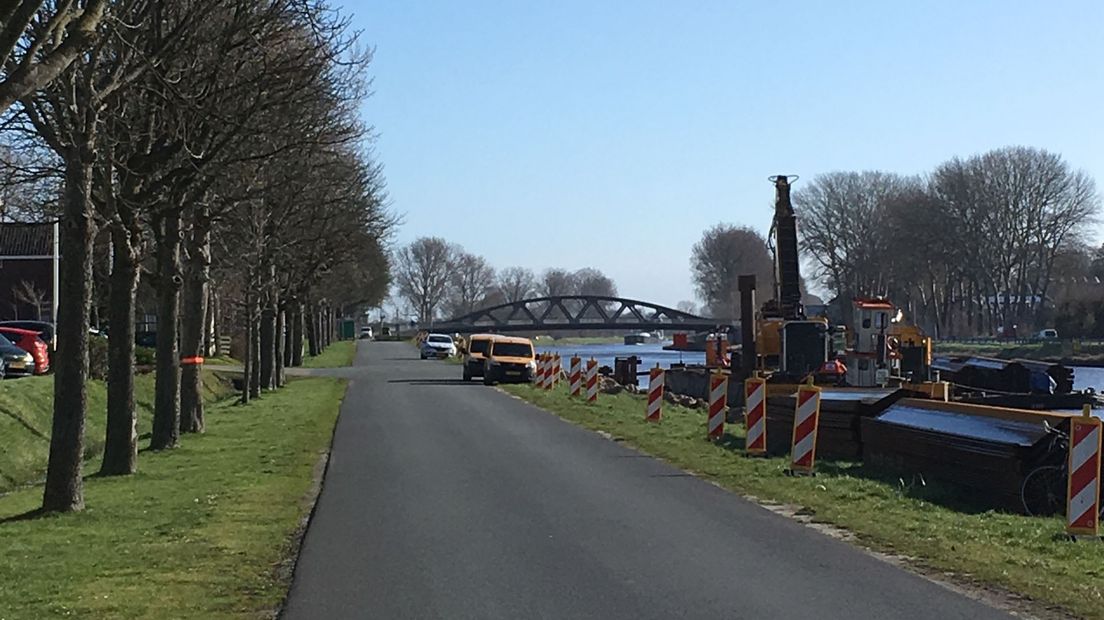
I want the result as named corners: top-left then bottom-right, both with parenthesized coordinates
top-left (348, 0), bottom-right (1104, 309)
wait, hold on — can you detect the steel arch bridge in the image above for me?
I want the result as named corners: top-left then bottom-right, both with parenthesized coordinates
top-left (432, 296), bottom-right (733, 334)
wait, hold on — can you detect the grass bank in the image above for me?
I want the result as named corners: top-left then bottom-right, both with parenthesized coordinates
top-left (0, 372), bottom-right (232, 494)
top-left (934, 340), bottom-right (1104, 365)
top-left (301, 340), bottom-right (356, 368)
top-left (502, 383), bottom-right (1104, 619)
top-left (0, 376), bottom-right (345, 619)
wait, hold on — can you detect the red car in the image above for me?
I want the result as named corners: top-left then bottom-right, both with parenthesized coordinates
top-left (0, 327), bottom-right (50, 374)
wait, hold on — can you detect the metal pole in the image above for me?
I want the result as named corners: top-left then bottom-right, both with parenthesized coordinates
top-left (738, 274), bottom-right (757, 373)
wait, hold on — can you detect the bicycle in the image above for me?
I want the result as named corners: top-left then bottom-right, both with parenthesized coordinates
top-left (1020, 420), bottom-right (1104, 518)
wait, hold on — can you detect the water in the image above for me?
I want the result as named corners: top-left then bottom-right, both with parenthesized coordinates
top-left (533, 342), bottom-right (704, 371)
top-left (1073, 366), bottom-right (1104, 391)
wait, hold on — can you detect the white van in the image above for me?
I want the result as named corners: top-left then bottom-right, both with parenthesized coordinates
top-left (1036, 328), bottom-right (1058, 340)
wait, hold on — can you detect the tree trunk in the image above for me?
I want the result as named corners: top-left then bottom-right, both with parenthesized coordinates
top-left (307, 304), bottom-right (320, 356)
top-left (42, 153), bottom-right (95, 513)
top-left (291, 300), bottom-right (304, 366)
top-left (100, 222), bottom-right (140, 476)
top-left (250, 314), bottom-right (261, 398)
top-left (180, 206), bottom-right (211, 434)
top-left (150, 209), bottom-right (183, 451)
top-left (275, 306), bottom-right (286, 387)
top-left (240, 292), bottom-right (252, 405)
top-left (260, 300), bottom-right (276, 390)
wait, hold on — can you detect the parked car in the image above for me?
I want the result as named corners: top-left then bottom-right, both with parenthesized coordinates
top-left (420, 333), bottom-right (457, 359)
top-left (0, 320), bottom-right (55, 350)
top-left (1036, 328), bottom-right (1059, 340)
top-left (359, 326), bottom-right (374, 340)
top-left (0, 327), bottom-right (49, 374)
top-left (462, 334), bottom-right (496, 381)
top-left (482, 336), bottom-right (536, 385)
top-left (0, 333), bottom-right (36, 378)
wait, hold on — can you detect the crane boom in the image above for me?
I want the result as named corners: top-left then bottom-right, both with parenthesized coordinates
top-left (771, 175), bottom-right (804, 320)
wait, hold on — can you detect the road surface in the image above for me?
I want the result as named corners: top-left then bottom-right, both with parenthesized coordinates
top-left (283, 341), bottom-right (1012, 619)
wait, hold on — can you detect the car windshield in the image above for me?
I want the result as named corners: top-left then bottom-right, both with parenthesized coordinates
top-left (491, 342), bottom-right (532, 358)
top-left (469, 339), bottom-right (490, 354)
top-left (0, 334), bottom-right (14, 347)
top-left (427, 336), bottom-right (451, 344)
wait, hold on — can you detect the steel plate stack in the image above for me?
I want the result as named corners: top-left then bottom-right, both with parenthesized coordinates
top-left (765, 388), bottom-right (905, 460)
top-left (860, 400), bottom-right (1063, 512)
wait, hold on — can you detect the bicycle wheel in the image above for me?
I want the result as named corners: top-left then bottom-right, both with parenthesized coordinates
top-left (1021, 465), bottom-right (1067, 516)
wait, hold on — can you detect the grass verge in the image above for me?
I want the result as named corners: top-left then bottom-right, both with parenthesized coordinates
top-left (301, 340), bottom-right (356, 368)
top-left (502, 383), bottom-right (1104, 619)
top-left (0, 376), bottom-right (345, 619)
top-left (0, 372), bottom-right (232, 494)
top-left (934, 341), bottom-right (1104, 365)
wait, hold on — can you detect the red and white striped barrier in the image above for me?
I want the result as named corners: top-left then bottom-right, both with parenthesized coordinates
top-left (585, 358), bottom-right (599, 403)
top-left (1068, 407), bottom-right (1101, 537)
top-left (744, 376), bottom-right (767, 456)
top-left (790, 382), bottom-right (822, 475)
top-left (569, 356), bottom-right (582, 397)
top-left (707, 372), bottom-right (727, 440)
top-left (646, 365), bottom-right (664, 422)
top-left (551, 354), bottom-right (561, 389)
top-left (534, 353), bottom-right (546, 387)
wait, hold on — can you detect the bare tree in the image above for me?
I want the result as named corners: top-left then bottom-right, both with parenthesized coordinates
top-left (0, 0), bottom-right (110, 111)
top-left (539, 268), bottom-right (577, 298)
top-left (445, 251), bottom-right (495, 316)
top-left (394, 237), bottom-right (455, 324)
top-left (12, 278), bottom-right (48, 319)
top-left (496, 266), bottom-right (536, 302)
top-left (676, 300), bottom-right (698, 316)
top-left (690, 224), bottom-right (773, 318)
top-left (573, 267), bottom-right (617, 297)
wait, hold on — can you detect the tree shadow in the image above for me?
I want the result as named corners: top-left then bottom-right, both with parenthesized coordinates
top-left (812, 460), bottom-right (998, 515)
top-left (387, 379), bottom-right (481, 386)
top-left (0, 508), bottom-right (45, 524)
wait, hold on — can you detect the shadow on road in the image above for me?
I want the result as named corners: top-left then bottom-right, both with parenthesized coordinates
top-left (387, 379), bottom-right (482, 386)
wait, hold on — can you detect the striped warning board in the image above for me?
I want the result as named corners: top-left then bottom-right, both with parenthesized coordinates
top-left (707, 372), bottom-right (727, 440)
top-left (646, 365), bottom-right (664, 422)
top-left (744, 376), bottom-right (767, 456)
top-left (585, 358), bottom-right (599, 403)
top-left (1067, 408), bottom-right (1101, 537)
top-left (569, 356), bottom-right (583, 397)
top-left (790, 383), bottom-right (822, 475)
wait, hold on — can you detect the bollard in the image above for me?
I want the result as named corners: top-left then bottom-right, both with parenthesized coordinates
top-left (789, 379), bottom-right (822, 475)
top-left (707, 371), bottom-right (727, 440)
top-left (569, 356), bottom-right (583, 397)
top-left (1067, 405), bottom-right (1101, 537)
top-left (744, 375), bottom-right (767, 456)
top-left (551, 354), bottom-right (561, 389)
top-left (646, 365), bottom-right (664, 422)
top-left (586, 358), bottom-right (599, 403)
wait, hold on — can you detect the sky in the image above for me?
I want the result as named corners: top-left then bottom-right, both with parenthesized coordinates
top-left (346, 0), bottom-right (1104, 309)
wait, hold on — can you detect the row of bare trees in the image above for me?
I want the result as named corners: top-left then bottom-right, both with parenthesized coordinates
top-left (392, 236), bottom-right (618, 324)
top-left (1, 1), bottom-right (391, 513)
top-left (794, 147), bottom-right (1099, 336)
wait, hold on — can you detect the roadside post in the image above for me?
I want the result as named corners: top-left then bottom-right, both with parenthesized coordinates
top-left (744, 374), bottom-right (767, 456)
top-left (1067, 405), bottom-right (1101, 538)
top-left (586, 358), bottom-right (599, 403)
top-left (646, 364), bottom-right (664, 422)
top-left (707, 371), bottom-right (727, 440)
top-left (789, 377), bottom-right (822, 475)
top-left (569, 356), bottom-right (583, 397)
top-left (551, 354), bottom-right (562, 389)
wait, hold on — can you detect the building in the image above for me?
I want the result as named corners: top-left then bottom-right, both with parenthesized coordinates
top-left (0, 222), bottom-right (58, 322)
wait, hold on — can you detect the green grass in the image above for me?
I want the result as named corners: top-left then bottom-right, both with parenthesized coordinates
top-left (0, 376), bottom-right (345, 619)
top-left (502, 383), bottom-right (1104, 619)
top-left (934, 340), bottom-right (1104, 364)
top-left (0, 372), bottom-right (231, 494)
top-left (300, 340), bottom-right (356, 368)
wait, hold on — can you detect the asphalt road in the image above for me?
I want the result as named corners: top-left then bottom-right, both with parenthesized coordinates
top-left (282, 341), bottom-right (1013, 620)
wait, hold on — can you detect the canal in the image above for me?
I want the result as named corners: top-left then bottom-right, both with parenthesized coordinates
top-left (534, 341), bottom-right (1104, 393)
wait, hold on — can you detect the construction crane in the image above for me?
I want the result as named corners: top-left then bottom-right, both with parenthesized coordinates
top-left (754, 175), bottom-right (830, 379)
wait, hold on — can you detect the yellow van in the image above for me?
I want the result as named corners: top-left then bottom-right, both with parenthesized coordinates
top-left (482, 336), bottom-right (536, 386)
top-left (462, 334), bottom-right (496, 381)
